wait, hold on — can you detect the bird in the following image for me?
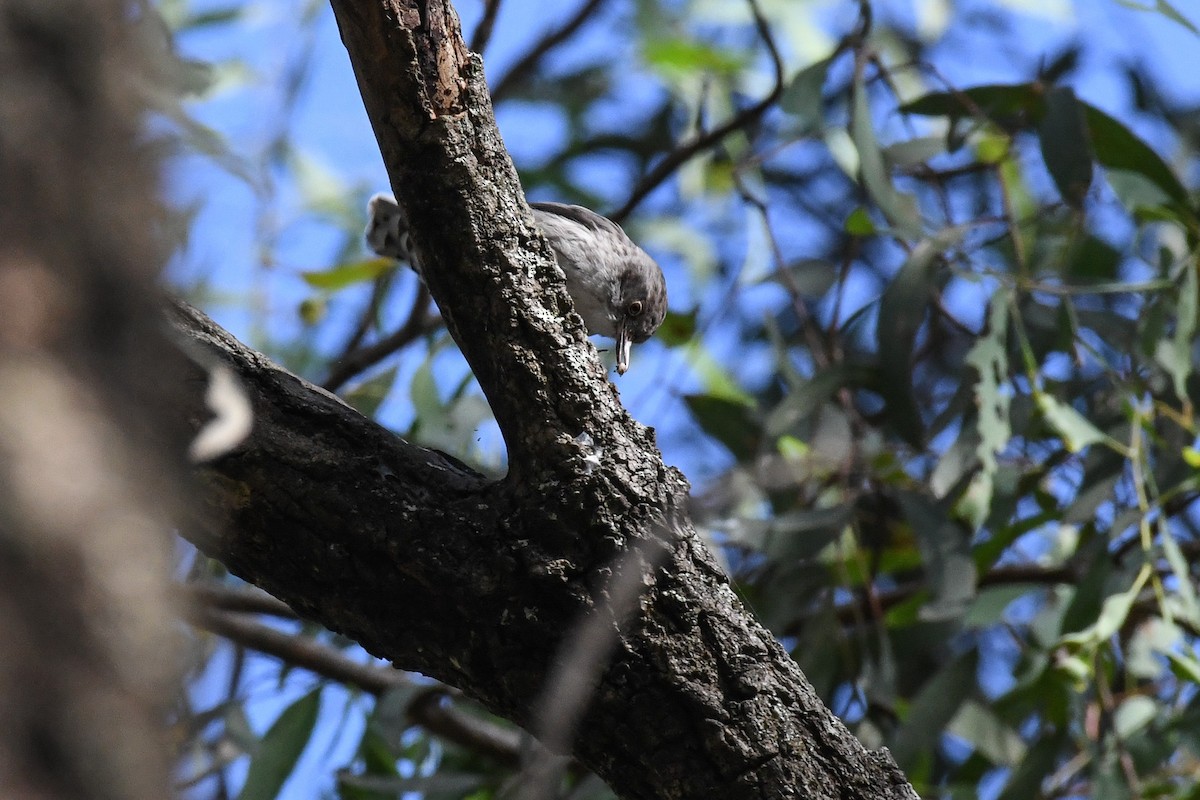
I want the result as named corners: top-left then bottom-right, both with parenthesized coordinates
top-left (365, 194), bottom-right (666, 374)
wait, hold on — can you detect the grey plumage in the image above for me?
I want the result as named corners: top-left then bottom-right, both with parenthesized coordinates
top-left (365, 194), bottom-right (666, 374)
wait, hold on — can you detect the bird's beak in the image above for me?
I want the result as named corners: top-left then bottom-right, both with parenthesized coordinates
top-left (616, 321), bottom-right (633, 375)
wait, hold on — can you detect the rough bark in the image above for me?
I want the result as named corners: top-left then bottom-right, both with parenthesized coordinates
top-left (170, 2), bottom-right (919, 797)
top-left (0, 1), bottom-right (184, 798)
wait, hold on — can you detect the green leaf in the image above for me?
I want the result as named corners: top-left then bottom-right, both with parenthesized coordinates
top-left (1162, 530), bottom-right (1200, 624)
top-left (1062, 577), bottom-right (1143, 646)
top-left (947, 701), bottom-right (1027, 765)
top-left (900, 83), bottom-right (1040, 129)
top-left (302, 258), bottom-right (395, 291)
top-left (902, 84), bottom-right (1189, 210)
top-left (1114, 696), bottom-right (1158, 739)
top-left (180, 5), bottom-right (244, 30)
top-left (237, 688), bottom-right (322, 800)
top-left (964, 292), bottom-right (1012, 527)
top-left (1038, 86), bottom-right (1093, 208)
top-left (851, 77), bottom-right (922, 237)
top-left (844, 207), bottom-right (876, 236)
top-left (1165, 650), bottom-right (1200, 684)
top-left (764, 504), bottom-right (854, 561)
top-left (1033, 391), bottom-right (1108, 452)
top-left (643, 38), bottom-right (742, 75)
top-left (998, 728), bottom-right (1069, 800)
top-left (779, 57), bottom-right (832, 133)
top-left (896, 492), bottom-right (977, 620)
top-left (876, 227), bottom-right (970, 446)
top-left (656, 308), bottom-right (697, 347)
top-left (1113, 0), bottom-right (1199, 35)
top-left (764, 366), bottom-right (856, 437)
top-left (1082, 102), bottom-right (1189, 206)
top-left (1154, 259), bottom-right (1198, 402)
top-left (889, 650), bottom-right (979, 768)
top-left (344, 366), bottom-right (399, 418)
top-left (763, 258), bottom-right (838, 298)
top-left (963, 585), bottom-right (1036, 628)
top-left (883, 136), bottom-right (948, 169)
top-left (683, 394), bottom-right (760, 460)
top-left (1059, 539), bottom-right (1112, 635)
top-left (298, 296), bottom-right (327, 325)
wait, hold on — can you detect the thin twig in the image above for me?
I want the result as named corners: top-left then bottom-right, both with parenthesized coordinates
top-left (469, 0), bottom-right (503, 54)
top-left (334, 270), bottom-right (396, 364)
top-left (490, 0), bottom-right (608, 102)
top-left (609, 0), bottom-right (787, 223)
top-left (322, 284), bottom-right (435, 392)
top-left (188, 607), bottom-right (530, 767)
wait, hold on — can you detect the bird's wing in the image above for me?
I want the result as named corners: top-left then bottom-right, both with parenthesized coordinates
top-left (530, 202), bottom-right (630, 243)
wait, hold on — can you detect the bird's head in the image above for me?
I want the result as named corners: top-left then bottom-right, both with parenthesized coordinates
top-left (613, 256), bottom-right (667, 375)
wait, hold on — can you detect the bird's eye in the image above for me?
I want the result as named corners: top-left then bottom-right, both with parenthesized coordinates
top-left (628, 300), bottom-right (643, 316)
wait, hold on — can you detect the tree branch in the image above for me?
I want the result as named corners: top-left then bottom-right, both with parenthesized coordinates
top-left (170, 0), bottom-right (920, 796)
top-left (188, 606), bottom-right (528, 766)
top-left (488, 0), bottom-right (607, 102)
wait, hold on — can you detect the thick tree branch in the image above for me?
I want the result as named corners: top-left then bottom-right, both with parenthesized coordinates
top-left (174, 299), bottom-right (915, 798)
top-left (172, 0), bottom-right (920, 797)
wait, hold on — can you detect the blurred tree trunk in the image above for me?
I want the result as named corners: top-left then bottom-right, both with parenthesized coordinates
top-left (0, 1), bottom-right (184, 797)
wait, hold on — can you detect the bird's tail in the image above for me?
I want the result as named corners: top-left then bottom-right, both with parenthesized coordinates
top-left (365, 193), bottom-right (416, 264)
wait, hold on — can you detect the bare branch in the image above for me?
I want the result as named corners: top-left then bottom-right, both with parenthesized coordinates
top-left (469, 0), bottom-right (503, 54)
top-left (189, 606), bottom-right (530, 767)
top-left (322, 284), bottom-right (434, 392)
top-left (489, 0), bottom-right (607, 102)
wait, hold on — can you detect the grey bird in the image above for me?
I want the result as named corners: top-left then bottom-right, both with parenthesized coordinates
top-left (365, 194), bottom-right (666, 374)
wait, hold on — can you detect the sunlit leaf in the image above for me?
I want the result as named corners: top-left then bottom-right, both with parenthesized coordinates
top-left (1164, 651), bottom-right (1200, 684)
top-left (1114, 696), bottom-right (1157, 738)
top-left (1113, 0), bottom-right (1199, 35)
top-left (302, 259), bottom-right (395, 291)
top-left (643, 37), bottom-right (743, 75)
top-left (1062, 575), bottom-right (1145, 646)
top-left (964, 292), bottom-right (1011, 527)
top-left (1033, 391), bottom-right (1108, 452)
